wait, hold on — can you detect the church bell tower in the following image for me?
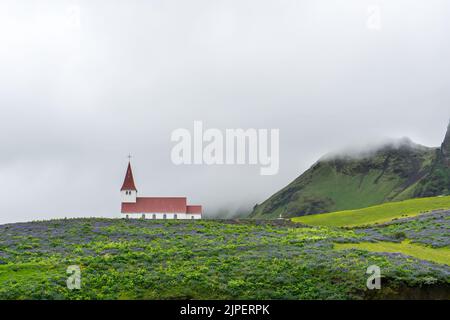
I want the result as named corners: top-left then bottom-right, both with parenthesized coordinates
top-left (120, 161), bottom-right (137, 203)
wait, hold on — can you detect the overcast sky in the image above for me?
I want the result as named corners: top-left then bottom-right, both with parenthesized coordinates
top-left (1, 0), bottom-right (449, 224)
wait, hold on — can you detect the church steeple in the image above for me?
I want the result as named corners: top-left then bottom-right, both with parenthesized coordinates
top-left (121, 161), bottom-right (137, 191)
top-left (120, 161), bottom-right (137, 203)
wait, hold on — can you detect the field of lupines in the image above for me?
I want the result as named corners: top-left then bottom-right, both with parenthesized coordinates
top-left (0, 213), bottom-right (449, 299)
top-left (355, 210), bottom-right (450, 248)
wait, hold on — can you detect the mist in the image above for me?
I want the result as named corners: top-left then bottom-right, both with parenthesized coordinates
top-left (320, 136), bottom-right (436, 162)
top-left (1, 0), bottom-right (450, 223)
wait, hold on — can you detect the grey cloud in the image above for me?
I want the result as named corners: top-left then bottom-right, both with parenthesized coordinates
top-left (1, 0), bottom-right (450, 223)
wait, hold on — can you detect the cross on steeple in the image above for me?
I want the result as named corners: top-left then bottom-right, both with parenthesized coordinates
top-left (127, 154), bottom-right (132, 162)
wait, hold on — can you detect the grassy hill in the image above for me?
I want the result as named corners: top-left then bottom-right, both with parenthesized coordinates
top-left (335, 241), bottom-right (450, 266)
top-left (251, 122), bottom-right (450, 219)
top-left (0, 217), bottom-right (449, 299)
top-left (292, 195), bottom-right (450, 227)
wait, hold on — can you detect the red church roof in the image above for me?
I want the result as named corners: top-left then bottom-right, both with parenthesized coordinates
top-left (120, 162), bottom-right (137, 191)
top-left (121, 197), bottom-right (188, 213)
top-left (186, 205), bottom-right (202, 214)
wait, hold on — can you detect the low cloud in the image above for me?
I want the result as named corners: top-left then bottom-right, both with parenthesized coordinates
top-left (320, 137), bottom-right (433, 162)
top-left (0, 0), bottom-right (450, 223)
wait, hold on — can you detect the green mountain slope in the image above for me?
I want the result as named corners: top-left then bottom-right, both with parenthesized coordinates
top-left (413, 124), bottom-right (450, 197)
top-left (251, 122), bottom-right (450, 219)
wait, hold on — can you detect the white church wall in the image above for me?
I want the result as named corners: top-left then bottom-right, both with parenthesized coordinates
top-left (121, 190), bottom-right (137, 203)
top-left (122, 213), bottom-right (201, 220)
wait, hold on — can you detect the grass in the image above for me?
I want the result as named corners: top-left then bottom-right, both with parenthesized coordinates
top-left (334, 240), bottom-right (450, 266)
top-left (292, 195), bottom-right (450, 227)
top-left (0, 262), bottom-right (57, 282)
top-left (0, 217), bottom-right (449, 299)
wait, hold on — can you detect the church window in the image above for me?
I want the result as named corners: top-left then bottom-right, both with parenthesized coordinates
top-left (163, 214), bottom-right (167, 219)
top-left (141, 214), bottom-right (145, 219)
top-left (174, 214), bottom-right (177, 219)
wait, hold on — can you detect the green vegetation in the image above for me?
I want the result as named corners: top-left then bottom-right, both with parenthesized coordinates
top-left (292, 196), bottom-right (450, 227)
top-left (414, 159), bottom-right (450, 198)
top-left (0, 215), bottom-right (449, 300)
top-left (415, 122), bottom-right (450, 198)
top-left (335, 241), bottom-right (450, 266)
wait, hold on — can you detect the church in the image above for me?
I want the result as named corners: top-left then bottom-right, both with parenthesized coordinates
top-left (120, 161), bottom-right (202, 219)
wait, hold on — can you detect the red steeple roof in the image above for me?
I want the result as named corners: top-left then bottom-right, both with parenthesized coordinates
top-left (120, 162), bottom-right (137, 191)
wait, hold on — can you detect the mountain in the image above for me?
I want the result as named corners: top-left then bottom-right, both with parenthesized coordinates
top-left (251, 122), bottom-right (450, 219)
top-left (413, 121), bottom-right (450, 197)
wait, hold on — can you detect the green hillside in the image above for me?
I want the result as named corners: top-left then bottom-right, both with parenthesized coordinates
top-left (413, 125), bottom-right (450, 197)
top-left (251, 122), bottom-right (450, 219)
top-left (335, 241), bottom-right (450, 266)
top-left (292, 195), bottom-right (450, 227)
